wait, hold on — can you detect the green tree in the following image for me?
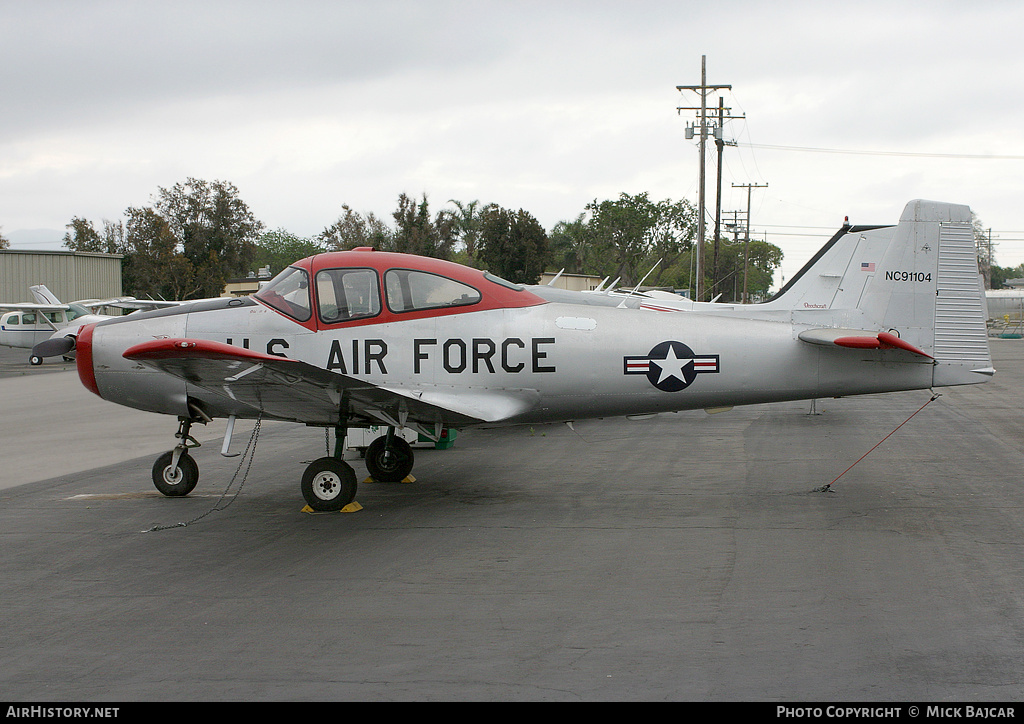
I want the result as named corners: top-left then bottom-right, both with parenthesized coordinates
top-left (121, 206), bottom-right (199, 300)
top-left (665, 237), bottom-right (782, 301)
top-left (715, 238), bottom-right (783, 302)
top-left (63, 217), bottom-right (123, 255)
top-left (0, 227), bottom-right (7, 249)
top-left (478, 205), bottom-right (550, 284)
top-left (990, 264), bottom-right (1024, 290)
top-left (973, 212), bottom-right (994, 288)
top-left (153, 178), bottom-right (264, 298)
top-left (448, 199), bottom-right (484, 265)
top-left (254, 229), bottom-right (326, 274)
top-left (63, 178), bottom-right (263, 299)
top-left (319, 205), bottom-right (393, 251)
top-left (548, 213), bottom-right (591, 274)
top-left (63, 217), bottom-right (102, 252)
top-left (391, 193), bottom-right (457, 260)
top-left (581, 193), bottom-right (697, 287)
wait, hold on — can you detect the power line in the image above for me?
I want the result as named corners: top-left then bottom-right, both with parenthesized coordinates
top-left (738, 143), bottom-right (1024, 160)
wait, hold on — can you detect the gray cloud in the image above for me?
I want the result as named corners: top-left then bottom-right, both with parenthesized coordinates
top-left (3, 0), bottom-right (1024, 280)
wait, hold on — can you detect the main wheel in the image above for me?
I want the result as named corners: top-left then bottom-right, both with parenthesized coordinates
top-left (365, 435), bottom-right (415, 483)
top-left (301, 457), bottom-right (358, 511)
top-left (152, 450), bottom-right (200, 497)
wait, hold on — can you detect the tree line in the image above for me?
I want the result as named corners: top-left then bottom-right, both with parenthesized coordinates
top-left (60, 177), bottom-right (785, 302)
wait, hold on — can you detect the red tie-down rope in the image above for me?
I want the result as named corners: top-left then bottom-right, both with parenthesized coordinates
top-left (814, 392), bottom-right (941, 493)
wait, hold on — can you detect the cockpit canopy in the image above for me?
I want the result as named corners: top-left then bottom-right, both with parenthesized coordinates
top-left (253, 249), bottom-right (543, 328)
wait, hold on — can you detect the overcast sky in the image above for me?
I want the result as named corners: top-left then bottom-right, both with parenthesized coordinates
top-left (3, 0), bottom-right (1024, 285)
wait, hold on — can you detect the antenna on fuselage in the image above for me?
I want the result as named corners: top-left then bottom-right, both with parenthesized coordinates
top-left (616, 260), bottom-right (661, 308)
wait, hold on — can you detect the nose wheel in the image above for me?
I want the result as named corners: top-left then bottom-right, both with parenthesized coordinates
top-left (152, 416), bottom-right (203, 497)
top-left (152, 450), bottom-right (200, 496)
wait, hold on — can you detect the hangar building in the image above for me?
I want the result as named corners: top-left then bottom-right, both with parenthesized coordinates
top-left (0, 249), bottom-right (124, 303)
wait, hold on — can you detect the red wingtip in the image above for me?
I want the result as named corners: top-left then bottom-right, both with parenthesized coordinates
top-left (877, 331), bottom-right (933, 358)
top-left (124, 338), bottom-right (283, 362)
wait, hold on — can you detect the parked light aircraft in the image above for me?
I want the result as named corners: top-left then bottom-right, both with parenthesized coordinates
top-left (74, 200), bottom-right (993, 511)
top-left (0, 285), bottom-right (179, 364)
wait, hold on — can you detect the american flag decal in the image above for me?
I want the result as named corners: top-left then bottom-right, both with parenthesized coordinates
top-left (861, 262), bottom-right (875, 271)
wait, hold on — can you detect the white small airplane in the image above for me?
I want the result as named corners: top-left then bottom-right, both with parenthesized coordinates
top-left (0, 285), bottom-right (179, 365)
top-left (73, 200), bottom-right (993, 512)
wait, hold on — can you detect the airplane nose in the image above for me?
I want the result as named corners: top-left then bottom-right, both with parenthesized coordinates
top-left (76, 323), bottom-right (101, 398)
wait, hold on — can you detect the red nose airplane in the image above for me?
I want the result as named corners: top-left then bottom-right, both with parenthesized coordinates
top-left (75, 200), bottom-right (993, 511)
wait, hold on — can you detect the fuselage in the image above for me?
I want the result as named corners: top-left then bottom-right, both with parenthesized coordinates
top-left (77, 249), bottom-right (936, 428)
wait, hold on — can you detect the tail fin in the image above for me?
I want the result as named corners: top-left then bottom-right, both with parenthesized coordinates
top-left (29, 285), bottom-right (62, 305)
top-left (767, 200), bottom-right (993, 387)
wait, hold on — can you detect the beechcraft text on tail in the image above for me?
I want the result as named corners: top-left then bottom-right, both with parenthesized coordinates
top-left (73, 199), bottom-right (993, 512)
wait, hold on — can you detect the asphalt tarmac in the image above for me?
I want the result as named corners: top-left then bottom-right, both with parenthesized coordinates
top-left (1, 342), bottom-right (1023, 702)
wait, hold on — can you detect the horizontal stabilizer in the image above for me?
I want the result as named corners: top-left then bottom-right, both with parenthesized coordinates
top-left (798, 329), bottom-right (933, 358)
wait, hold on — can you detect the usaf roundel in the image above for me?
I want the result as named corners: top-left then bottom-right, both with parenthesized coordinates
top-left (623, 341), bottom-right (720, 392)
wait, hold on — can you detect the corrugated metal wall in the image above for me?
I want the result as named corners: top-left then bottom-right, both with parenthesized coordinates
top-left (0, 250), bottom-right (123, 303)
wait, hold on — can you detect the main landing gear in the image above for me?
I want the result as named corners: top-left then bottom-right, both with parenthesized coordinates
top-left (364, 427), bottom-right (415, 483)
top-left (299, 425), bottom-right (413, 511)
top-left (148, 419), bottom-right (417, 512)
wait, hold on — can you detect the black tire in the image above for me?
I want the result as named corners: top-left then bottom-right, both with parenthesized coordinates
top-left (29, 355), bottom-right (42, 366)
top-left (301, 457), bottom-right (357, 511)
top-left (152, 450), bottom-right (200, 497)
top-left (365, 435), bottom-right (415, 483)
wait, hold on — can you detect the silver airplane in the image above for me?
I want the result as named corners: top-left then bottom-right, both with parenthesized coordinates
top-left (74, 200), bottom-right (993, 511)
top-left (0, 285), bottom-right (180, 365)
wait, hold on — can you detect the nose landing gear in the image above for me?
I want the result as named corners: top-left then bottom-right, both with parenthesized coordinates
top-left (151, 417), bottom-right (202, 497)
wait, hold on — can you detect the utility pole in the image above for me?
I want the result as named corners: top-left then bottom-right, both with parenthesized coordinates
top-left (712, 96), bottom-right (741, 299)
top-left (732, 182), bottom-right (768, 303)
top-left (677, 56), bottom-right (731, 301)
top-left (714, 97), bottom-right (725, 299)
top-left (984, 228), bottom-right (994, 289)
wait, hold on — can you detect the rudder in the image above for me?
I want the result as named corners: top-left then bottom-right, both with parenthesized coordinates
top-left (856, 200), bottom-right (992, 386)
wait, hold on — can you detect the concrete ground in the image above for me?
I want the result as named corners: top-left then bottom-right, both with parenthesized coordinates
top-left (0, 342), bottom-right (1022, 701)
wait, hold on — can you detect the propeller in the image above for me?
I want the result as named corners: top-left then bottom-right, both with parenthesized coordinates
top-left (31, 336), bottom-right (76, 360)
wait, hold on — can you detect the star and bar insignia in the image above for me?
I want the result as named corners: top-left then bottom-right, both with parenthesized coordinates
top-left (624, 341), bottom-right (720, 392)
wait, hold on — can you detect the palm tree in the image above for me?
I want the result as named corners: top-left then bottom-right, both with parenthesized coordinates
top-left (448, 199), bottom-right (483, 263)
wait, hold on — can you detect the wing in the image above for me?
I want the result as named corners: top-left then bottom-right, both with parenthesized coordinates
top-left (107, 300), bottom-right (184, 310)
top-left (0, 302), bottom-right (69, 311)
top-left (123, 338), bottom-right (537, 435)
top-left (74, 296), bottom-right (141, 311)
top-left (798, 328), bottom-right (933, 358)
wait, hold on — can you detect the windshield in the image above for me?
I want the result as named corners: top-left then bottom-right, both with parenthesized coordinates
top-left (254, 266), bottom-right (312, 321)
